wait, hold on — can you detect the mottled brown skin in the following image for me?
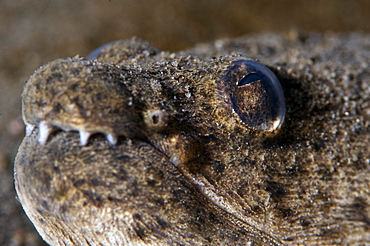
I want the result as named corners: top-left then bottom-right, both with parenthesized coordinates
top-left (15, 35), bottom-right (370, 245)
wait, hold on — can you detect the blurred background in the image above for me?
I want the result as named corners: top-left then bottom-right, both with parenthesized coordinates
top-left (1, 1), bottom-right (370, 245)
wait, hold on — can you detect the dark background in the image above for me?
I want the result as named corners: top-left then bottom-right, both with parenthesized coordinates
top-left (1, 1), bottom-right (370, 245)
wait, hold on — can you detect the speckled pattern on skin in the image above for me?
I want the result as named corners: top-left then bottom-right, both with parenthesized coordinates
top-left (15, 35), bottom-right (370, 245)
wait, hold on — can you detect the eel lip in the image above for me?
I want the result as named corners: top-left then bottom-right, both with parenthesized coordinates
top-left (33, 121), bottom-right (119, 146)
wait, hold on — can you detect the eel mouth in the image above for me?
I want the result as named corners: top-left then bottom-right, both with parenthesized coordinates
top-left (26, 121), bottom-right (122, 146)
top-left (24, 114), bottom-right (198, 169)
top-left (23, 105), bottom-right (169, 147)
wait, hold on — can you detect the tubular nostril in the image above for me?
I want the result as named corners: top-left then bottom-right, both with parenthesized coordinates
top-left (144, 109), bottom-right (168, 130)
top-left (152, 114), bottom-right (159, 125)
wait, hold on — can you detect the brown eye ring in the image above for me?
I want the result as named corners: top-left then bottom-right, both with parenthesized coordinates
top-left (222, 59), bottom-right (286, 131)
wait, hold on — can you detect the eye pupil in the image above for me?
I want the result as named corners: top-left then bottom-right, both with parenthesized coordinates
top-left (237, 73), bottom-right (262, 86)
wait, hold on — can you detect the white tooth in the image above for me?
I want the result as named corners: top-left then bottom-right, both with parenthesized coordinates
top-left (79, 131), bottom-right (91, 146)
top-left (26, 124), bottom-right (35, 136)
top-left (38, 121), bottom-right (52, 145)
top-left (106, 134), bottom-right (117, 145)
top-left (170, 156), bottom-right (180, 166)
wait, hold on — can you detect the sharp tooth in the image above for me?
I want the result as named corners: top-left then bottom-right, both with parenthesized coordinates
top-left (25, 124), bottom-right (35, 136)
top-left (170, 156), bottom-right (180, 166)
top-left (38, 121), bottom-right (52, 145)
top-left (79, 131), bottom-right (91, 146)
top-left (106, 134), bottom-right (117, 145)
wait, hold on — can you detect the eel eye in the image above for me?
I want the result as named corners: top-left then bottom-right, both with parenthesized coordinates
top-left (86, 41), bottom-right (119, 60)
top-left (223, 59), bottom-right (286, 131)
